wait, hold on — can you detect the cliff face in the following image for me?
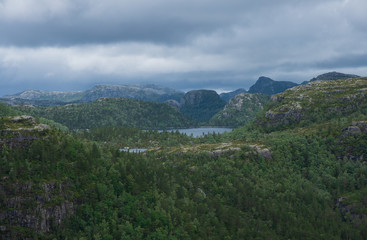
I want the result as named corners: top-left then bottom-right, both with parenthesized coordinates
top-left (179, 90), bottom-right (226, 122)
top-left (0, 116), bottom-right (74, 239)
top-left (0, 181), bottom-right (74, 238)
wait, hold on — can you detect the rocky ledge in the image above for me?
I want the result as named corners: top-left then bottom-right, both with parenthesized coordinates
top-left (0, 116), bottom-right (50, 149)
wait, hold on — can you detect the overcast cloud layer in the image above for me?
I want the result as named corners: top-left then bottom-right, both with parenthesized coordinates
top-left (1, 0), bottom-right (367, 95)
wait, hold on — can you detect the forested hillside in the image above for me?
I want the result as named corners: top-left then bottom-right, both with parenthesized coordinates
top-left (1, 77), bottom-right (367, 239)
top-left (210, 93), bottom-right (270, 127)
top-left (257, 77), bottom-right (367, 131)
top-left (14, 97), bottom-right (193, 130)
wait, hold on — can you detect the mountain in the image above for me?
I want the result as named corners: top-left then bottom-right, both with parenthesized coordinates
top-left (0, 97), bottom-right (71, 106)
top-left (309, 71), bottom-right (360, 82)
top-left (179, 90), bottom-right (226, 122)
top-left (248, 76), bottom-right (298, 95)
top-left (210, 93), bottom-right (270, 127)
top-left (219, 88), bottom-right (247, 102)
top-left (2, 84), bottom-right (184, 105)
top-left (2, 89), bottom-right (84, 103)
top-left (14, 97), bottom-right (193, 130)
top-left (257, 77), bottom-right (367, 130)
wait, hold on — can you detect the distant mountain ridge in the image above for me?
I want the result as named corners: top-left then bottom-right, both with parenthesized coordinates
top-left (309, 71), bottom-right (360, 82)
top-left (2, 84), bottom-right (184, 105)
top-left (220, 88), bottom-right (247, 102)
top-left (80, 84), bottom-right (184, 103)
top-left (248, 76), bottom-right (298, 95)
top-left (3, 89), bottom-right (84, 102)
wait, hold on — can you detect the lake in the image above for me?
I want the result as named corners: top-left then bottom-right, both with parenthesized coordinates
top-left (161, 127), bottom-right (233, 138)
top-left (120, 128), bottom-right (232, 153)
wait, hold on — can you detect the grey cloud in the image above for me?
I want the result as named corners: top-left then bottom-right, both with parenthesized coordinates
top-left (0, 0), bottom-right (367, 96)
top-left (315, 53), bottom-right (367, 69)
top-left (0, 0), bottom-right (340, 47)
top-left (0, 0), bottom-right (249, 46)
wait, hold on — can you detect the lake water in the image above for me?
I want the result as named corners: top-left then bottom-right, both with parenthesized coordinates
top-left (120, 128), bottom-right (233, 153)
top-left (161, 127), bottom-right (233, 138)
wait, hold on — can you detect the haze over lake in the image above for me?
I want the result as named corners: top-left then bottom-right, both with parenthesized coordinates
top-left (161, 127), bottom-right (232, 138)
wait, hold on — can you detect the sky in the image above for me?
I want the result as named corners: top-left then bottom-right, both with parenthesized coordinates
top-left (0, 0), bottom-right (367, 96)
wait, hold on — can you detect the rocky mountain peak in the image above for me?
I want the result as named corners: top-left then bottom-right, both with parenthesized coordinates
top-left (249, 76), bottom-right (298, 95)
top-left (309, 71), bottom-right (360, 82)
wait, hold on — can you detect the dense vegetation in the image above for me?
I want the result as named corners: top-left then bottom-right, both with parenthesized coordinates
top-left (1, 113), bottom-right (367, 239)
top-left (0, 102), bottom-right (21, 117)
top-left (14, 97), bottom-right (193, 130)
top-left (1, 76), bottom-right (367, 239)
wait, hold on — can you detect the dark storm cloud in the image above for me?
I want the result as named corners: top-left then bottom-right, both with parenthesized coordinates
top-left (0, 0), bottom-right (366, 96)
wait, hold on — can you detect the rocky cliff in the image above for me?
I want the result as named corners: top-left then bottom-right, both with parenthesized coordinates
top-left (0, 116), bottom-right (74, 239)
top-left (179, 90), bottom-right (226, 122)
top-left (0, 116), bottom-right (50, 149)
top-left (0, 181), bottom-right (74, 239)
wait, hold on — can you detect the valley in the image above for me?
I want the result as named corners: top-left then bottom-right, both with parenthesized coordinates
top-left (1, 73), bottom-right (367, 239)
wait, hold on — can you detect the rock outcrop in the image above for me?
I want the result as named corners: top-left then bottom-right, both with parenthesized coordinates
top-left (210, 93), bottom-right (270, 127)
top-left (0, 116), bottom-right (50, 149)
top-left (219, 88), bottom-right (247, 102)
